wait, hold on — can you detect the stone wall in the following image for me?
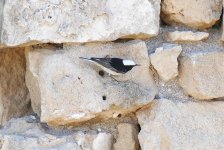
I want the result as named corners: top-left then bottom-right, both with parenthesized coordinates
top-left (0, 0), bottom-right (224, 149)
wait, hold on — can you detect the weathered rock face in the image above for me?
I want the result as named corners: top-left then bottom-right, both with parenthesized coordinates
top-left (179, 51), bottom-right (224, 99)
top-left (0, 48), bottom-right (30, 125)
top-left (26, 40), bottom-right (157, 126)
top-left (137, 99), bottom-right (224, 150)
top-left (0, 0), bottom-right (4, 48)
top-left (2, 0), bottom-right (161, 46)
top-left (0, 116), bottom-right (114, 150)
top-left (114, 123), bottom-right (140, 150)
top-left (165, 31), bottom-right (209, 42)
top-left (161, 0), bottom-right (222, 29)
top-left (150, 44), bottom-right (182, 82)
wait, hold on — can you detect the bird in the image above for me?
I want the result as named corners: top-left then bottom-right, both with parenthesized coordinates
top-left (79, 56), bottom-right (140, 75)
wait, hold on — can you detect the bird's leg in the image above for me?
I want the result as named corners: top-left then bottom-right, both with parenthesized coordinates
top-left (104, 55), bottom-right (110, 58)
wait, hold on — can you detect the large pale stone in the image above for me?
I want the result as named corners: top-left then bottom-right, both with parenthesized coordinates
top-left (2, 0), bottom-right (161, 46)
top-left (150, 44), bottom-right (182, 82)
top-left (165, 31), bottom-right (209, 42)
top-left (0, 48), bottom-right (30, 125)
top-left (161, 0), bottom-right (222, 29)
top-left (137, 99), bottom-right (224, 150)
top-left (179, 51), bottom-right (224, 99)
top-left (0, 116), bottom-right (114, 150)
top-left (26, 40), bottom-right (157, 126)
top-left (114, 123), bottom-right (140, 150)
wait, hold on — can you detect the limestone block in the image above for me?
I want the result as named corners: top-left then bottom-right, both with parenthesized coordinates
top-left (25, 40), bottom-right (157, 126)
top-left (150, 44), bottom-right (182, 82)
top-left (114, 123), bottom-right (140, 150)
top-left (161, 0), bottom-right (222, 29)
top-left (179, 51), bottom-right (224, 99)
top-left (165, 31), bottom-right (209, 42)
top-left (0, 48), bottom-right (30, 125)
top-left (137, 99), bottom-right (224, 150)
top-left (0, 116), bottom-right (114, 150)
top-left (2, 0), bottom-right (161, 46)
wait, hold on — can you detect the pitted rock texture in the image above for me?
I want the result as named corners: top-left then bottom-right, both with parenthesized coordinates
top-left (0, 116), bottom-right (114, 150)
top-left (137, 99), bottom-right (224, 150)
top-left (165, 31), bottom-right (209, 42)
top-left (26, 40), bottom-right (157, 126)
top-left (179, 51), bottom-right (224, 99)
top-left (2, 0), bottom-right (161, 46)
top-left (0, 48), bottom-right (30, 125)
top-left (161, 0), bottom-right (222, 29)
top-left (150, 43), bottom-right (182, 82)
top-left (114, 123), bottom-right (140, 150)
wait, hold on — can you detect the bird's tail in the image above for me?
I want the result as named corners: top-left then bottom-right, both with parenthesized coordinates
top-left (79, 57), bottom-right (91, 60)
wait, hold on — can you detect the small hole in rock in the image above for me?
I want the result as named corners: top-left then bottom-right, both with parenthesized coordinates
top-left (117, 114), bottom-right (122, 118)
top-left (102, 96), bottom-right (106, 100)
top-left (99, 70), bottom-right (105, 77)
top-left (78, 77), bottom-right (81, 80)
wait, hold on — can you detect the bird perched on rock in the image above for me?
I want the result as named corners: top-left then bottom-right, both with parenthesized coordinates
top-left (79, 57), bottom-right (140, 75)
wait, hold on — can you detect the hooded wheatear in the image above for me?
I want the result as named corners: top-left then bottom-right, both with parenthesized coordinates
top-left (79, 57), bottom-right (140, 75)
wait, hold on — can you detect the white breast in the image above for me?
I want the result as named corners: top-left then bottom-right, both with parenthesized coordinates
top-left (122, 59), bottom-right (136, 66)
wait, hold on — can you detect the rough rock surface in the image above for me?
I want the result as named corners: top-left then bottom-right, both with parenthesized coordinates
top-left (165, 31), bottom-right (209, 42)
top-left (0, 0), bottom-right (4, 48)
top-left (179, 51), bottom-right (224, 99)
top-left (150, 44), bottom-right (182, 82)
top-left (2, 0), bottom-right (161, 46)
top-left (161, 0), bottom-right (222, 29)
top-left (93, 133), bottom-right (113, 150)
top-left (26, 40), bottom-right (157, 126)
top-left (137, 99), bottom-right (224, 150)
top-left (0, 116), bottom-right (114, 150)
top-left (0, 48), bottom-right (30, 125)
top-left (114, 123), bottom-right (140, 150)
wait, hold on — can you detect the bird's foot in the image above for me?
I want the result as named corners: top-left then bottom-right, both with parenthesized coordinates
top-left (104, 55), bottom-right (110, 58)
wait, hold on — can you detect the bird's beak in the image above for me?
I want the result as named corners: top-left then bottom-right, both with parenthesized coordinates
top-left (135, 64), bottom-right (141, 66)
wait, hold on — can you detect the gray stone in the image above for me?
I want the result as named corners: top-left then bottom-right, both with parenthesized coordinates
top-left (0, 116), bottom-right (113, 150)
top-left (25, 40), bottom-right (157, 126)
top-left (2, 0), bottom-right (161, 46)
top-left (179, 51), bottom-right (224, 99)
top-left (0, 48), bottom-right (30, 125)
top-left (137, 99), bottom-right (224, 150)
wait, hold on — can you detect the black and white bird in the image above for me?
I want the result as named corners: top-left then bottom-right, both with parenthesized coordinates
top-left (79, 57), bottom-right (140, 75)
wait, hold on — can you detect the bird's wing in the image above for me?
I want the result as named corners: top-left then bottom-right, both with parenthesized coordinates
top-left (91, 58), bottom-right (124, 74)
